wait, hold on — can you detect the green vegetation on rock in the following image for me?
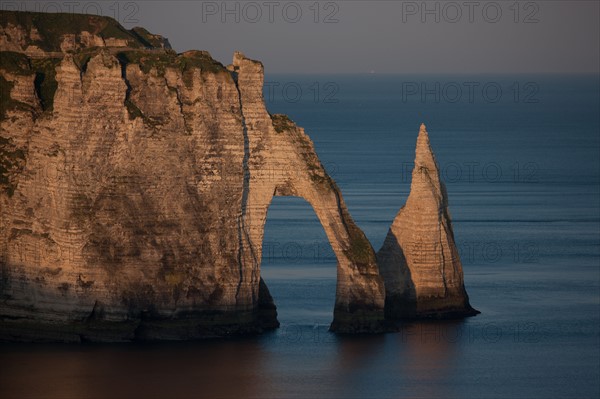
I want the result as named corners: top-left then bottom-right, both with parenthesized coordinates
top-left (271, 113), bottom-right (296, 133)
top-left (130, 27), bottom-right (170, 49)
top-left (344, 220), bottom-right (375, 267)
top-left (117, 50), bottom-right (177, 75)
top-left (117, 50), bottom-right (226, 86)
top-left (0, 11), bottom-right (145, 52)
top-left (177, 51), bottom-right (225, 85)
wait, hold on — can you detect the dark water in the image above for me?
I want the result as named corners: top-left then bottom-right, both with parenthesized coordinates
top-left (1, 75), bottom-right (599, 398)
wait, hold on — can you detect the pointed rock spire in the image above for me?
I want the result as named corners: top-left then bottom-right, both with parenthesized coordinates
top-left (415, 123), bottom-right (438, 172)
top-left (377, 124), bottom-right (478, 319)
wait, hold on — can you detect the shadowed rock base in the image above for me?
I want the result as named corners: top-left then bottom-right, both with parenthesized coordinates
top-left (257, 277), bottom-right (280, 330)
top-left (384, 293), bottom-right (479, 321)
top-left (0, 277), bottom-right (280, 342)
top-left (331, 306), bottom-right (390, 334)
top-left (0, 311), bottom-right (278, 343)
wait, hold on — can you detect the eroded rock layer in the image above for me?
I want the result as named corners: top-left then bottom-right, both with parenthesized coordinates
top-left (0, 11), bottom-right (385, 342)
top-left (377, 124), bottom-right (478, 319)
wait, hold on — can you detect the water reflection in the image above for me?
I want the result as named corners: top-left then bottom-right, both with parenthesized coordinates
top-left (0, 339), bottom-right (270, 399)
top-left (2, 314), bottom-right (596, 399)
top-left (329, 334), bottom-right (388, 398)
top-left (395, 320), bottom-right (464, 398)
top-left (0, 322), bottom-right (469, 399)
top-left (323, 320), bottom-right (464, 398)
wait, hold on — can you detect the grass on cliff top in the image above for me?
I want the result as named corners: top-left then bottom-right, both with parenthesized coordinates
top-left (117, 50), bottom-right (226, 84)
top-left (0, 10), bottom-right (146, 51)
top-left (178, 51), bottom-right (225, 74)
top-left (117, 51), bottom-right (177, 75)
top-left (130, 27), bottom-right (170, 49)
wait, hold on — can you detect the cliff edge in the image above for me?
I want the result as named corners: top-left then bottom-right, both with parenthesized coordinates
top-left (0, 11), bottom-right (385, 342)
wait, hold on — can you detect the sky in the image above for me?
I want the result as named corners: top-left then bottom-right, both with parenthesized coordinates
top-left (4, 0), bottom-right (599, 74)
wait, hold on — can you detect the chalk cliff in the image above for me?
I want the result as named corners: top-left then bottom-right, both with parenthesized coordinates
top-left (0, 11), bottom-right (385, 341)
top-left (377, 124), bottom-right (478, 319)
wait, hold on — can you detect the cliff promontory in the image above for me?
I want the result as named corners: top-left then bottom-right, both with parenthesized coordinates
top-left (0, 11), bottom-right (386, 341)
top-left (1, 11), bottom-right (476, 342)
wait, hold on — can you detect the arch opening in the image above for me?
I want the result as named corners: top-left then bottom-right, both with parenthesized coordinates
top-left (260, 196), bottom-right (337, 329)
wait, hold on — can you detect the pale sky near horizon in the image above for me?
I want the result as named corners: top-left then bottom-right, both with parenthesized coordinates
top-left (4, 0), bottom-right (599, 74)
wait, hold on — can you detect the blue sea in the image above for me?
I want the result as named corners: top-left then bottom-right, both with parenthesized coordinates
top-left (1, 74), bottom-right (599, 399)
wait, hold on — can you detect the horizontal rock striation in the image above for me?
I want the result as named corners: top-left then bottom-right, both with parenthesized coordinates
top-left (377, 124), bottom-right (478, 320)
top-left (0, 11), bottom-right (385, 341)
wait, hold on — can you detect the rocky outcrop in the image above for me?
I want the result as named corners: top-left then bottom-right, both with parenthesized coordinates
top-left (130, 27), bottom-right (172, 50)
top-left (230, 52), bottom-right (385, 333)
top-left (377, 124), bottom-right (478, 319)
top-left (0, 11), bottom-right (385, 342)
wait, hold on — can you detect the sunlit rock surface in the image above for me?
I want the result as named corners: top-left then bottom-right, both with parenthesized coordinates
top-left (377, 124), bottom-right (479, 319)
top-left (0, 11), bottom-right (385, 341)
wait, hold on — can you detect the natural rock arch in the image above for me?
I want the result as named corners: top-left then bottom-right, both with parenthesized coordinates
top-left (232, 52), bottom-right (386, 333)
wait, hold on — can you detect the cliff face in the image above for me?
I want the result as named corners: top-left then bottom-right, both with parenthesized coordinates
top-left (377, 124), bottom-right (478, 319)
top-left (0, 11), bottom-right (385, 341)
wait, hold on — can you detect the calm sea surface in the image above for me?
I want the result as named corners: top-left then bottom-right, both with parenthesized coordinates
top-left (1, 74), bottom-right (599, 399)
